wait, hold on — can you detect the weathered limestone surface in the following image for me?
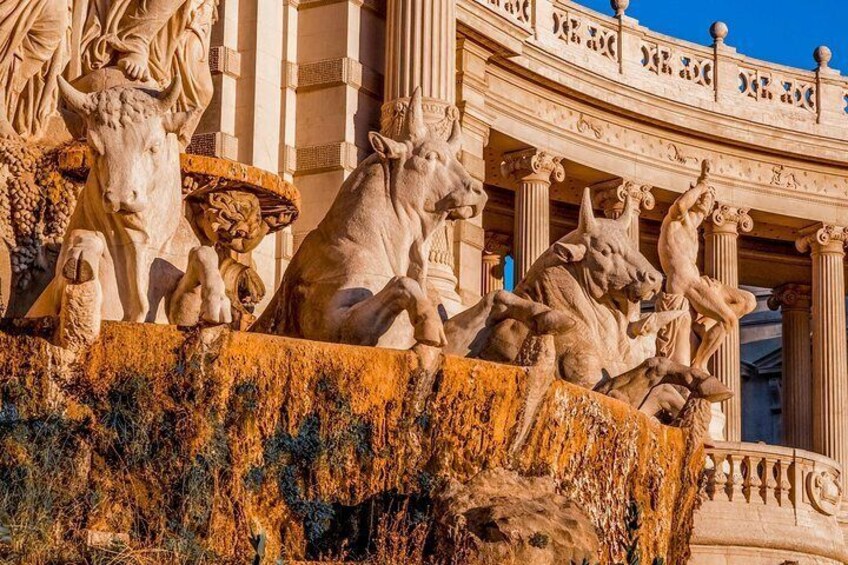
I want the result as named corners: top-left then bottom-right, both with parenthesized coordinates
top-left (0, 322), bottom-right (704, 563)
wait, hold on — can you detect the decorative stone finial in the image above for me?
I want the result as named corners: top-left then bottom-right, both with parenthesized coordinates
top-left (814, 45), bottom-right (833, 69)
top-left (610, 0), bottom-right (629, 17)
top-left (710, 22), bottom-right (729, 45)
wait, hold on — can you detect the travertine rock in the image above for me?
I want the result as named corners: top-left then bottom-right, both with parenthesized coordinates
top-left (434, 468), bottom-right (600, 565)
top-left (0, 322), bottom-right (704, 563)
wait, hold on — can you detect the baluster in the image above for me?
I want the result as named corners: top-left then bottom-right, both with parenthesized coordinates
top-left (746, 455), bottom-right (763, 504)
top-left (775, 458), bottom-right (792, 506)
top-left (726, 452), bottom-right (744, 501)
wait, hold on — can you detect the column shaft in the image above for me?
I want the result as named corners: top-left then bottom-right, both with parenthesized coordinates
top-left (515, 180), bottom-right (550, 280)
top-left (481, 253), bottom-right (504, 294)
top-left (704, 227), bottom-right (742, 441)
top-left (811, 246), bottom-right (848, 480)
top-left (796, 224), bottom-right (848, 491)
top-left (784, 308), bottom-right (813, 449)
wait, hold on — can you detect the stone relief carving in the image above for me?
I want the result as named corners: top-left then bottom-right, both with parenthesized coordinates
top-left (667, 143), bottom-right (699, 165)
top-left (576, 113), bottom-right (603, 139)
top-left (771, 165), bottom-right (800, 190)
top-left (27, 78), bottom-right (231, 330)
top-left (806, 470), bottom-right (843, 516)
top-left (658, 160), bottom-right (757, 372)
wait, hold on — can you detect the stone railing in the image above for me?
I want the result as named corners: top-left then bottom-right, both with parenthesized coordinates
top-left (466, 0), bottom-right (848, 134)
top-left (691, 441), bottom-right (848, 564)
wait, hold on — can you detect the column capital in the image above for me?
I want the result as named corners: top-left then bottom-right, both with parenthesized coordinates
top-left (500, 148), bottom-right (565, 185)
top-left (796, 223), bottom-right (848, 255)
top-left (768, 283), bottom-right (812, 312)
top-left (484, 232), bottom-right (512, 257)
top-left (591, 179), bottom-right (655, 219)
top-left (705, 203), bottom-right (754, 236)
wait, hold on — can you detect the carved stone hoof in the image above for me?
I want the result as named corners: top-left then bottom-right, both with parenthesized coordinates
top-left (414, 316), bottom-right (447, 348)
top-left (697, 375), bottom-right (734, 403)
top-left (62, 254), bottom-right (95, 284)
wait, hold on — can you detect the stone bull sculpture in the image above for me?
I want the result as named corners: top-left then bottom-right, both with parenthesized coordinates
top-left (28, 78), bottom-right (231, 330)
top-left (254, 89), bottom-right (568, 350)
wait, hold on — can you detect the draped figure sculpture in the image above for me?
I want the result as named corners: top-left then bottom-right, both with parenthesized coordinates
top-left (0, 0), bottom-right (216, 141)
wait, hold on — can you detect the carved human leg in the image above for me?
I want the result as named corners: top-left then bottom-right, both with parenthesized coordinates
top-left (339, 276), bottom-right (446, 348)
top-left (169, 246), bottom-right (232, 326)
top-left (443, 290), bottom-right (574, 358)
top-left (687, 277), bottom-right (756, 371)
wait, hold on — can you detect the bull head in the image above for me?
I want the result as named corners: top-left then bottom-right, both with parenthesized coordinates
top-left (58, 77), bottom-right (190, 216)
top-left (367, 88), bottom-right (486, 222)
top-left (551, 188), bottom-right (662, 303)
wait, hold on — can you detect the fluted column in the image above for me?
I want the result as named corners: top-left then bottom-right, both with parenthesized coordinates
top-left (592, 179), bottom-right (655, 246)
top-left (383, 0), bottom-right (463, 314)
top-left (796, 224), bottom-right (848, 490)
top-left (768, 284), bottom-right (812, 450)
top-left (704, 204), bottom-right (753, 442)
top-left (501, 149), bottom-right (565, 281)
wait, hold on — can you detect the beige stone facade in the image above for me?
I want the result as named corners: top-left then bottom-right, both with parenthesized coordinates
top-left (187, 0), bottom-right (848, 561)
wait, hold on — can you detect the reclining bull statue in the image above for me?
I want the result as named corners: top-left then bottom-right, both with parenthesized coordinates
top-left (253, 89), bottom-right (568, 350)
top-left (28, 77), bottom-right (231, 332)
top-left (473, 189), bottom-right (665, 388)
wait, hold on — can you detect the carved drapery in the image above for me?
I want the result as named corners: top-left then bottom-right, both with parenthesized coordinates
top-left (704, 204), bottom-right (753, 442)
top-left (501, 149), bottom-right (564, 281)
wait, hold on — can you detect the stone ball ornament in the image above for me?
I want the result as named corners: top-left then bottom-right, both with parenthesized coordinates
top-left (710, 21), bottom-right (729, 44)
top-left (815, 45), bottom-right (833, 68)
top-left (610, 0), bottom-right (629, 16)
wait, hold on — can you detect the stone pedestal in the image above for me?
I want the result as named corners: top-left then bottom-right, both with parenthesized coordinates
top-left (704, 204), bottom-right (753, 442)
top-left (796, 224), bottom-right (848, 491)
top-left (501, 149), bottom-right (564, 281)
top-left (383, 0), bottom-right (463, 314)
top-left (768, 284), bottom-right (813, 450)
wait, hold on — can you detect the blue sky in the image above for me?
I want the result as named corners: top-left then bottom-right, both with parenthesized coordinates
top-left (577, 0), bottom-right (847, 71)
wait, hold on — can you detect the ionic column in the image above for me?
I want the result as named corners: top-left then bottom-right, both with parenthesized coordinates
top-left (591, 179), bottom-right (655, 246)
top-left (501, 149), bottom-right (565, 281)
top-left (796, 225), bottom-right (848, 490)
top-left (704, 204), bottom-right (753, 442)
top-left (383, 0), bottom-right (463, 314)
top-left (481, 233), bottom-right (511, 294)
top-left (768, 284), bottom-right (812, 450)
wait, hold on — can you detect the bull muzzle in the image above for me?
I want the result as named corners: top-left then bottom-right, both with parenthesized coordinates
top-left (103, 189), bottom-right (145, 214)
top-left (446, 181), bottom-right (487, 220)
top-left (632, 269), bottom-right (663, 300)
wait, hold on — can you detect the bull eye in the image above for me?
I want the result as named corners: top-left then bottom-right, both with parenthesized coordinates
top-left (424, 151), bottom-right (438, 162)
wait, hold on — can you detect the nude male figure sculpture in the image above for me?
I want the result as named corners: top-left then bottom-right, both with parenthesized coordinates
top-left (658, 160), bottom-right (756, 371)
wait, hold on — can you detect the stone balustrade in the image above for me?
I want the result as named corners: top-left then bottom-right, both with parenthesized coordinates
top-left (691, 441), bottom-right (847, 564)
top-left (467, 0), bottom-right (848, 134)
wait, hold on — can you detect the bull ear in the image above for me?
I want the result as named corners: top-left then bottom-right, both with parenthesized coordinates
top-left (406, 87), bottom-right (428, 143)
top-left (577, 187), bottom-right (597, 233)
top-left (369, 131), bottom-right (407, 160)
top-left (552, 241), bottom-right (586, 263)
top-left (58, 77), bottom-right (90, 118)
top-left (447, 118), bottom-right (463, 156)
top-left (163, 111), bottom-right (192, 145)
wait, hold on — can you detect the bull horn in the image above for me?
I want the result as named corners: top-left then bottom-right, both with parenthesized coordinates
top-left (577, 187), bottom-right (597, 232)
top-left (157, 75), bottom-right (183, 112)
top-left (58, 77), bottom-right (90, 118)
top-left (447, 118), bottom-right (463, 155)
top-left (617, 194), bottom-right (635, 227)
top-left (406, 87), bottom-right (428, 143)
